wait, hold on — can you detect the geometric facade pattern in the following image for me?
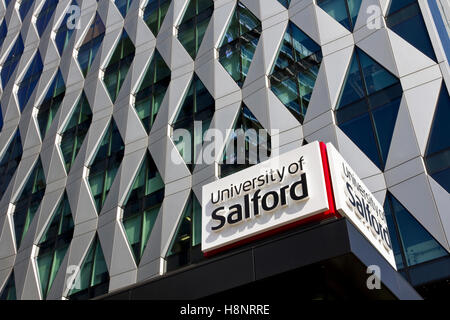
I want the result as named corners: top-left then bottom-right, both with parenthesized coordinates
top-left (0, 0), bottom-right (448, 300)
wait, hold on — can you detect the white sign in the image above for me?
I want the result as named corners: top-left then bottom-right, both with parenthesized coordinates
top-left (202, 142), bottom-right (330, 254)
top-left (326, 143), bottom-right (396, 270)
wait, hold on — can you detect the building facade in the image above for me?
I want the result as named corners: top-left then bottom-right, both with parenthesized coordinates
top-left (0, 0), bottom-right (448, 300)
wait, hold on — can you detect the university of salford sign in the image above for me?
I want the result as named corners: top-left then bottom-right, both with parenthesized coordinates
top-left (201, 141), bottom-right (396, 270)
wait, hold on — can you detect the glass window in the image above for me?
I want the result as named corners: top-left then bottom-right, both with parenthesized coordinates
top-left (13, 159), bottom-right (46, 249)
top-left (55, 1), bottom-right (77, 56)
top-left (0, 130), bottom-right (22, 196)
top-left (37, 193), bottom-right (74, 299)
top-left (77, 13), bottom-right (105, 77)
top-left (122, 152), bottom-right (164, 264)
top-left (384, 193), bottom-right (448, 268)
top-left (0, 19), bottom-right (7, 49)
top-left (60, 92), bottom-right (93, 173)
top-left (220, 105), bottom-right (271, 178)
top-left (269, 22), bottom-right (322, 123)
top-left (0, 104), bottom-right (2, 132)
top-left (88, 120), bottom-right (124, 213)
top-left (115, 0), bottom-right (133, 17)
top-left (166, 192), bottom-right (202, 269)
top-left (218, 1), bottom-right (261, 87)
top-left (17, 53), bottom-right (43, 111)
top-left (68, 235), bottom-right (109, 300)
top-left (177, 0), bottom-right (214, 59)
top-left (0, 272), bottom-right (16, 300)
top-left (103, 30), bottom-right (135, 102)
top-left (134, 50), bottom-right (170, 133)
top-left (144, 0), bottom-right (171, 36)
top-left (36, 0), bottom-right (58, 37)
top-left (1, 35), bottom-right (24, 87)
top-left (171, 74), bottom-right (215, 172)
top-left (37, 70), bottom-right (65, 139)
top-left (19, 0), bottom-right (34, 20)
top-left (425, 84), bottom-right (450, 192)
top-left (386, 0), bottom-right (436, 61)
top-left (335, 48), bottom-right (402, 170)
top-left (278, 0), bottom-right (290, 9)
top-left (316, 0), bottom-right (362, 31)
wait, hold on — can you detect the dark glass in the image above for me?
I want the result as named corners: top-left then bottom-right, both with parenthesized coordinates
top-left (278, 0), bottom-right (290, 9)
top-left (60, 93), bottom-right (93, 172)
top-left (144, 0), bottom-right (171, 35)
top-left (37, 71), bottom-right (66, 139)
top-left (425, 84), bottom-right (450, 192)
top-left (316, 0), bottom-right (362, 31)
top-left (218, 1), bottom-right (261, 87)
top-left (122, 152), bottom-right (165, 264)
top-left (88, 120), bottom-right (124, 212)
top-left (1, 35), bottom-right (24, 87)
top-left (36, 0), bottom-right (58, 36)
top-left (55, 2), bottom-right (77, 56)
top-left (103, 31), bottom-right (135, 102)
top-left (78, 13), bottom-right (105, 77)
top-left (134, 50), bottom-right (170, 133)
top-left (37, 193), bottom-right (74, 299)
top-left (166, 192), bottom-right (203, 269)
top-left (220, 105), bottom-right (271, 177)
top-left (335, 48), bottom-right (402, 170)
top-left (0, 131), bottom-right (22, 196)
top-left (0, 19), bottom-right (7, 49)
top-left (384, 193), bottom-right (448, 268)
top-left (0, 272), bottom-right (16, 300)
top-left (68, 235), bottom-right (109, 300)
top-left (17, 52), bottom-right (43, 110)
top-left (13, 159), bottom-right (46, 249)
top-left (178, 0), bottom-right (214, 59)
top-left (19, 0), bottom-right (34, 20)
top-left (386, 1), bottom-right (436, 61)
top-left (172, 75), bottom-right (215, 172)
top-left (269, 22), bottom-right (322, 123)
top-left (115, 0), bottom-right (133, 17)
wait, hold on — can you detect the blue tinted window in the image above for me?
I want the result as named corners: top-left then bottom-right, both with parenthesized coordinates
top-left (0, 130), bottom-right (22, 197)
top-left (0, 20), bottom-right (7, 49)
top-left (19, 0), bottom-right (34, 20)
top-left (1, 36), bottom-right (24, 87)
top-left (55, 2), bottom-right (77, 55)
top-left (278, 0), bottom-right (290, 9)
top-left (317, 0), bottom-right (362, 31)
top-left (36, 0), bottom-right (58, 36)
top-left (384, 193), bottom-right (448, 268)
top-left (386, 1), bottom-right (436, 61)
top-left (115, 0), bottom-right (133, 18)
top-left (425, 84), bottom-right (450, 192)
top-left (335, 48), bottom-right (402, 169)
top-left (17, 53), bottom-right (43, 111)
